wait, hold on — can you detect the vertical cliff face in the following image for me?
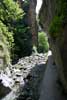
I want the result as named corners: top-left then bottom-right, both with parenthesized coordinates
top-left (28, 0), bottom-right (38, 46)
top-left (17, 0), bottom-right (38, 46)
top-left (39, 0), bottom-right (67, 91)
top-left (39, 0), bottom-right (56, 32)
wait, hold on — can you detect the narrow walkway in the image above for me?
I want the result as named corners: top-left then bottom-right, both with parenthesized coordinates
top-left (39, 55), bottom-right (67, 100)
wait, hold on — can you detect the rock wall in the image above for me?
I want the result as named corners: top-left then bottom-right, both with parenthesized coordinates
top-left (39, 0), bottom-right (67, 92)
top-left (17, 0), bottom-right (38, 46)
top-left (28, 0), bottom-right (38, 46)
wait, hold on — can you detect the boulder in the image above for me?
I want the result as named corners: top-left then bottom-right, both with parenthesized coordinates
top-left (0, 80), bottom-right (11, 99)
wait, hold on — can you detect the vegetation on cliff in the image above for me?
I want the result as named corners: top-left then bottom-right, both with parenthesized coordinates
top-left (0, 20), bottom-right (14, 65)
top-left (49, 0), bottom-right (67, 40)
top-left (0, 0), bottom-right (32, 65)
top-left (38, 32), bottom-right (49, 53)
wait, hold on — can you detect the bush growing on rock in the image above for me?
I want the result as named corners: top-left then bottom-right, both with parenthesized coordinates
top-left (49, 0), bottom-right (67, 40)
top-left (49, 16), bottom-right (63, 39)
top-left (38, 32), bottom-right (49, 53)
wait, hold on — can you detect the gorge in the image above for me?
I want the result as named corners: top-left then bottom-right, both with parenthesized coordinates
top-left (0, 0), bottom-right (67, 100)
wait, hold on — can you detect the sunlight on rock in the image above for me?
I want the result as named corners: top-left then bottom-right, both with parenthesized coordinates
top-left (0, 74), bottom-right (14, 88)
top-left (47, 50), bottom-right (52, 57)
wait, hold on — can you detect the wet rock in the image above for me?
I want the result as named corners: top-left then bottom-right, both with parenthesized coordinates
top-left (0, 74), bottom-right (14, 88)
top-left (0, 81), bottom-right (11, 99)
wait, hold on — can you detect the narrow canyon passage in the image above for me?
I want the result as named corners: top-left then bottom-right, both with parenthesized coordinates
top-left (36, 1), bottom-right (67, 99)
top-left (0, 0), bottom-right (67, 100)
top-left (39, 55), bottom-right (67, 100)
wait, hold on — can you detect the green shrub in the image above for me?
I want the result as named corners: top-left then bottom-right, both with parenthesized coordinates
top-left (13, 24), bottom-right (32, 58)
top-left (0, 0), bottom-right (24, 23)
top-left (49, 0), bottom-right (67, 39)
top-left (0, 20), bottom-right (14, 48)
top-left (0, 0), bottom-right (32, 65)
top-left (49, 16), bottom-right (63, 39)
top-left (0, 0), bottom-right (25, 64)
top-left (38, 32), bottom-right (49, 53)
top-left (0, 21), bottom-right (14, 65)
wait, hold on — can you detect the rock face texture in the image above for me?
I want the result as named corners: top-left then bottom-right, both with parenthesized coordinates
top-left (17, 0), bottom-right (38, 46)
top-left (39, 0), bottom-right (67, 91)
top-left (28, 0), bottom-right (38, 46)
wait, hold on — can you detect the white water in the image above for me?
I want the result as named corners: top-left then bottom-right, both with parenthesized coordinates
top-left (36, 0), bottom-right (43, 15)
